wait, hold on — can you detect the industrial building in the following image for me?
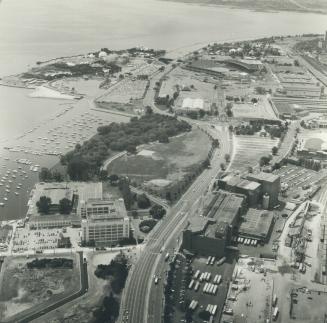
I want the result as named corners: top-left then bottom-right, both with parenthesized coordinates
top-left (81, 198), bottom-right (130, 246)
top-left (218, 175), bottom-right (261, 207)
top-left (247, 172), bottom-right (280, 208)
top-left (238, 208), bottom-right (275, 242)
top-left (182, 191), bottom-right (245, 257)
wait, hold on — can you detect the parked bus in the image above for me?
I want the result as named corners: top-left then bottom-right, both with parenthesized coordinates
top-left (194, 281), bottom-right (200, 292)
top-left (194, 270), bottom-right (200, 279)
top-left (154, 276), bottom-right (159, 284)
top-left (207, 256), bottom-right (211, 265)
top-left (272, 307), bottom-right (279, 321)
top-left (272, 294), bottom-right (278, 307)
top-left (188, 280), bottom-right (194, 289)
top-left (211, 305), bottom-right (217, 316)
top-left (217, 256), bottom-right (226, 266)
top-left (210, 257), bottom-right (215, 265)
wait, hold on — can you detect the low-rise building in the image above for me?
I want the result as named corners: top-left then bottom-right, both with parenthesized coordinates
top-left (27, 182), bottom-right (103, 229)
top-left (238, 208), bottom-right (275, 242)
top-left (81, 198), bottom-right (130, 246)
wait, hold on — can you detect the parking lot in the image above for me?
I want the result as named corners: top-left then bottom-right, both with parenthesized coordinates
top-left (170, 253), bottom-right (236, 323)
top-left (11, 227), bottom-right (82, 253)
top-left (273, 164), bottom-right (323, 199)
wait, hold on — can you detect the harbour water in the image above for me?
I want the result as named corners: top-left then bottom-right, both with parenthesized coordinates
top-left (1, 0), bottom-right (327, 220)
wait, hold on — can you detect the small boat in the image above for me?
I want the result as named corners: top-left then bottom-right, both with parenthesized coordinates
top-left (3, 197), bottom-right (8, 201)
top-left (5, 190), bottom-right (10, 193)
top-left (0, 203), bottom-right (4, 207)
top-left (15, 192), bottom-right (19, 195)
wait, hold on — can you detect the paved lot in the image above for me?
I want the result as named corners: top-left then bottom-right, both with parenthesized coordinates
top-left (170, 254), bottom-right (236, 323)
top-left (274, 164), bottom-right (323, 198)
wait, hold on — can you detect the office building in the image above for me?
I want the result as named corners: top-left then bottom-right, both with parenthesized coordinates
top-left (81, 198), bottom-right (130, 246)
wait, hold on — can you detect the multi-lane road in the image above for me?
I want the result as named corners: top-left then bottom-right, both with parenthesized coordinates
top-left (120, 119), bottom-right (231, 323)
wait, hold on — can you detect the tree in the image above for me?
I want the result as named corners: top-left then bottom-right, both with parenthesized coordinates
top-left (220, 163), bottom-right (226, 171)
top-left (259, 156), bottom-right (270, 167)
top-left (145, 105), bottom-right (153, 115)
top-left (199, 109), bottom-right (206, 119)
top-left (52, 171), bottom-right (64, 182)
top-left (59, 198), bottom-right (72, 215)
top-left (99, 169), bottom-right (108, 181)
top-left (137, 194), bottom-right (151, 209)
top-left (118, 178), bottom-right (133, 210)
top-left (272, 146), bottom-right (278, 155)
top-left (150, 204), bottom-right (166, 220)
top-left (39, 167), bottom-right (53, 182)
top-left (109, 174), bottom-right (119, 184)
top-left (224, 153), bottom-right (231, 163)
top-left (67, 157), bottom-right (90, 181)
top-left (36, 196), bottom-right (52, 214)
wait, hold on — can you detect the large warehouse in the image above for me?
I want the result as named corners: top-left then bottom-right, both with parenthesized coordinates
top-left (182, 191), bottom-right (245, 257)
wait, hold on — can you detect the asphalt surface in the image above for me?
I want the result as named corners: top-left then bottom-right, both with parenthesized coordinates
top-left (6, 252), bottom-right (88, 323)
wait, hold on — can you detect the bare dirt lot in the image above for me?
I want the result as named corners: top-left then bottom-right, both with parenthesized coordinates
top-left (0, 254), bottom-right (80, 321)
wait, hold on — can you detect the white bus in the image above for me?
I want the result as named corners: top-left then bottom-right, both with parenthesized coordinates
top-left (272, 307), bottom-right (279, 321)
top-left (188, 280), bottom-right (194, 289)
top-left (272, 294), bottom-right (278, 307)
top-left (207, 256), bottom-right (211, 265)
top-left (211, 305), bottom-right (217, 316)
top-left (194, 270), bottom-right (200, 279)
top-left (194, 281), bottom-right (200, 292)
top-left (210, 257), bottom-right (215, 265)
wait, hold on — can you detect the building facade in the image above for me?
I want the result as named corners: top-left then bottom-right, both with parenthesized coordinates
top-left (81, 198), bottom-right (130, 246)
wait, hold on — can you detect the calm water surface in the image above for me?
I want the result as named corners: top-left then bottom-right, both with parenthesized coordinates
top-left (0, 0), bottom-right (327, 219)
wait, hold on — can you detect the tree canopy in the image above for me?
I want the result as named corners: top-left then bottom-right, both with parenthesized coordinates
top-left (150, 204), bottom-right (166, 220)
top-left (59, 198), bottom-right (72, 215)
top-left (61, 113), bottom-right (191, 181)
top-left (36, 196), bottom-right (52, 214)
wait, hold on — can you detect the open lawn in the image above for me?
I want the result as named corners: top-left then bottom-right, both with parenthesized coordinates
top-left (108, 128), bottom-right (211, 185)
top-left (0, 255), bottom-right (80, 321)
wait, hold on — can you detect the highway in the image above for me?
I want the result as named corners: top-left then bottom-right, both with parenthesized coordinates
top-left (120, 121), bottom-right (231, 323)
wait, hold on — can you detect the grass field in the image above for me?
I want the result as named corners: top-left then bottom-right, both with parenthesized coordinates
top-left (108, 128), bottom-right (211, 185)
top-left (0, 255), bottom-right (80, 321)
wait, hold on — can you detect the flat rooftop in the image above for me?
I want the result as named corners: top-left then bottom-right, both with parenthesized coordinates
top-left (239, 208), bottom-right (274, 239)
top-left (236, 180), bottom-right (261, 191)
top-left (247, 172), bottom-right (280, 183)
top-left (28, 182), bottom-right (103, 217)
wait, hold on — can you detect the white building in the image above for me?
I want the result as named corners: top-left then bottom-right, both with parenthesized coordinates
top-left (81, 198), bottom-right (130, 246)
top-left (176, 97), bottom-right (207, 114)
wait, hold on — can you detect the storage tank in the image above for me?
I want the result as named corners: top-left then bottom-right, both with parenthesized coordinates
top-left (263, 193), bottom-right (270, 210)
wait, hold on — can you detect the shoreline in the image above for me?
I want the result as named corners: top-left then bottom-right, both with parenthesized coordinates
top-left (160, 0), bottom-right (327, 15)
